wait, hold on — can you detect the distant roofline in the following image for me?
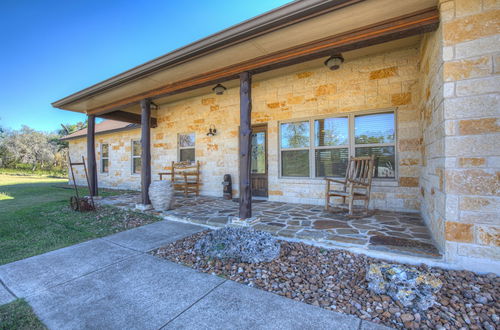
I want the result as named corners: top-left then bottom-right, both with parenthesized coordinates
top-left (60, 123), bottom-right (140, 141)
top-left (52, 0), bottom-right (360, 109)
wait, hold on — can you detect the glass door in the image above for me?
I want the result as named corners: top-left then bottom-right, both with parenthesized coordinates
top-left (251, 125), bottom-right (268, 197)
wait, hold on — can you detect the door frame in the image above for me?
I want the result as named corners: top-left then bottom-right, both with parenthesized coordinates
top-left (251, 124), bottom-right (268, 197)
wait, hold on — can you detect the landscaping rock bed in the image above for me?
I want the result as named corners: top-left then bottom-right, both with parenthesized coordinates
top-left (153, 230), bottom-right (499, 329)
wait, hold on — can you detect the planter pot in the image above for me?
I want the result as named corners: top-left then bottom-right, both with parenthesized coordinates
top-left (148, 180), bottom-right (175, 211)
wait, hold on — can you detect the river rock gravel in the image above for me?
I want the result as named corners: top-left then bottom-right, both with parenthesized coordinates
top-left (152, 230), bottom-right (499, 329)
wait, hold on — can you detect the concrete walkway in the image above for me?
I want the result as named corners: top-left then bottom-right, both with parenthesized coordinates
top-left (0, 220), bottom-right (391, 330)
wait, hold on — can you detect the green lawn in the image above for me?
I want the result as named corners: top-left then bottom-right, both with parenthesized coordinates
top-left (0, 165), bottom-right (66, 178)
top-left (0, 300), bottom-right (46, 330)
top-left (0, 174), bottom-right (163, 329)
top-left (0, 174), bottom-right (158, 265)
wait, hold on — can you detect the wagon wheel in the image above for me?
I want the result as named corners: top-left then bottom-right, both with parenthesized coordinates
top-left (70, 196), bottom-right (80, 211)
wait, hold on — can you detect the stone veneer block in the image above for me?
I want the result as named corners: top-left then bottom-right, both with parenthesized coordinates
top-left (445, 222), bottom-right (473, 243)
top-left (445, 169), bottom-right (498, 195)
top-left (444, 56), bottom-right (492, 81)
top-left (399, 177), bottom-right (419, 187)
top-left (458, 118), bottom-right (499, 135)
top-left (476, 225), bottom-right (500, 247)
top-left (458, 157), bottom-right (486, 167)
top-left (369, 66), bottom-right (397, 80)
top-left (443, 9), bottom-right (500, 45)
top-left (459, 196), bottom-right (499, 212)
top-left (457, 243), bottom-right (500, 261)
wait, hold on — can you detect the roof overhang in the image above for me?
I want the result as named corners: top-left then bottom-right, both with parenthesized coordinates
top-left (60, 123), bottom-right (140, 141)
top-left (53, 0), bottom-right (439, 119)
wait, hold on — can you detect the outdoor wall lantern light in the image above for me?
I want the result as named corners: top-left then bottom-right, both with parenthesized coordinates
top-left (212, 83), bottom-right (227, 95)
top-left (324, 54), bottom-right (344, 71)
top-left (206, 124), bottom-right (217, 136)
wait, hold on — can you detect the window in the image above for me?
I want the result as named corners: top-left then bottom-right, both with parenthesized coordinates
top-left (178, 133), bottom-right (195, 162)
top-left (314, 117), bottom-right (349, 177)
top-left (251, 131), bottom-right (266, 174)
top-left (132, 140), bottom-right (141, 174)
top-left (280, 121), bottom-right (310, 177)
top-left (354, 113), bottom-right (395, 178)
top-left (101, 143), bottom-right (109, 173)
top-left (279, 111), bottom-right (396, 179)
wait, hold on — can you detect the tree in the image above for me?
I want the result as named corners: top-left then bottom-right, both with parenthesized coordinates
top-left (2, 126), bottom-right (58, 170)
top-left (58, 120), bottom-right (87, 136)
top-left (0, 121), bottom-right (6, 167)
top-left (0, 120), bottom-right (87, 173)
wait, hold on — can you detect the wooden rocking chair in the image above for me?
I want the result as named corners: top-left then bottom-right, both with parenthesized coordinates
top-left (157, 161), bottom-right (201, 196)
top-left (170, 161), bottom-right (201, 197)
top-left (324, 155), bottom-right (375, 216)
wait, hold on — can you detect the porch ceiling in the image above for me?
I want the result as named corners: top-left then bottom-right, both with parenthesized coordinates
top-left (52, 0), bottom-right (437, 118)
top-left (114, 35), bottom-right (422, 115)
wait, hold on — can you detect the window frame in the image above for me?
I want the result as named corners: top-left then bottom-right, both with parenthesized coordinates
top-left (178, 133), bottom-right (196, 163)
top-left (131, 139), bottom-right (141, 175)
top-left (278, 108), bottom-right (398, 180)
top-left (100, 143), bottom-right (109, 174)
top-left (279, 119), bottom-right (311, 177)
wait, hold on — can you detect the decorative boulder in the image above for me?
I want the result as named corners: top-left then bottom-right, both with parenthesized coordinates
top-left (366, 263), bottom-right (443, 310)
top-left (195, 227), bottom-right (280, 263)
top-left (148, 180), bottom-right (175, 211)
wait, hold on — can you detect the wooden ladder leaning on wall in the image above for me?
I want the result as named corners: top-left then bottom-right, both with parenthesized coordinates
top-left (324, 155), bottom-right (375, 217)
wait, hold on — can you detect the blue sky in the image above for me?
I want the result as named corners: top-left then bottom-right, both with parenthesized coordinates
top-left (0, 0), bottom-right (290, 132)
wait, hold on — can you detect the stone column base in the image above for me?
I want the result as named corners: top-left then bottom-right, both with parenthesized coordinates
top-left (135, 203), bottom-right (153, 211)
top-left (229, 216), bottom-right (260, 227)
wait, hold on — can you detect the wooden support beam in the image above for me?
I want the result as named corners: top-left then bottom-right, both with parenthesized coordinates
top-left (239, 72), bottom-right (252, 219)
top-left (87, 7), bottom-right (439, 116)
top-left (87, 115), bottom-right (98, 196)
top-left (140, 99), bottom-right (152, 205)
top-left (98, 110), bottom-right (157, 128)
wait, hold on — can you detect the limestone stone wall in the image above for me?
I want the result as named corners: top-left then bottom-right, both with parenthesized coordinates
top-left (68, 129), bottom-right (141, 190)
top-left (418, 26), bottom-right (447, 251)
top-left (438, 0), bottom-right (500, 270)
top-left (255, 48), bottom-right (422, 211)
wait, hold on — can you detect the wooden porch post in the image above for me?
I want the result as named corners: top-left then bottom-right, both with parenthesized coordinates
top-left (140, 99), bottom-right (152, 205)
top-left (87, 115), bottom-right (98, 196)
top-left (239, 72), bottom-right (252, 219)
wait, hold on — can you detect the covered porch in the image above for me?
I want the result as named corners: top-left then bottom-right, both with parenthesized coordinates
top-left (99, 193), bottom-right (441, 259)
top-left (55, 0), bottom-right (439, 219)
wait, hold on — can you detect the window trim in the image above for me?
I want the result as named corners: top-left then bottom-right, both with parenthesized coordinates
top-left (131, 139), bottom-right (141, 175)
top-left (177, 132), bottom-right (196, 162)
top-left (100, 143), bottom-right (109, 174)
top-left (278, 108), bottom-right (398, 180)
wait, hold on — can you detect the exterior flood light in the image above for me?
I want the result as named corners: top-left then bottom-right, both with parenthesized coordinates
top-left (324, 55), bottom-right (344, 71)
top-left (212, 84), bottom-right (227, 95)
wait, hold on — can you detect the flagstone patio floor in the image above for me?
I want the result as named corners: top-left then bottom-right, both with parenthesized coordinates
top-left (98, 193), bottom-right (441, 259)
